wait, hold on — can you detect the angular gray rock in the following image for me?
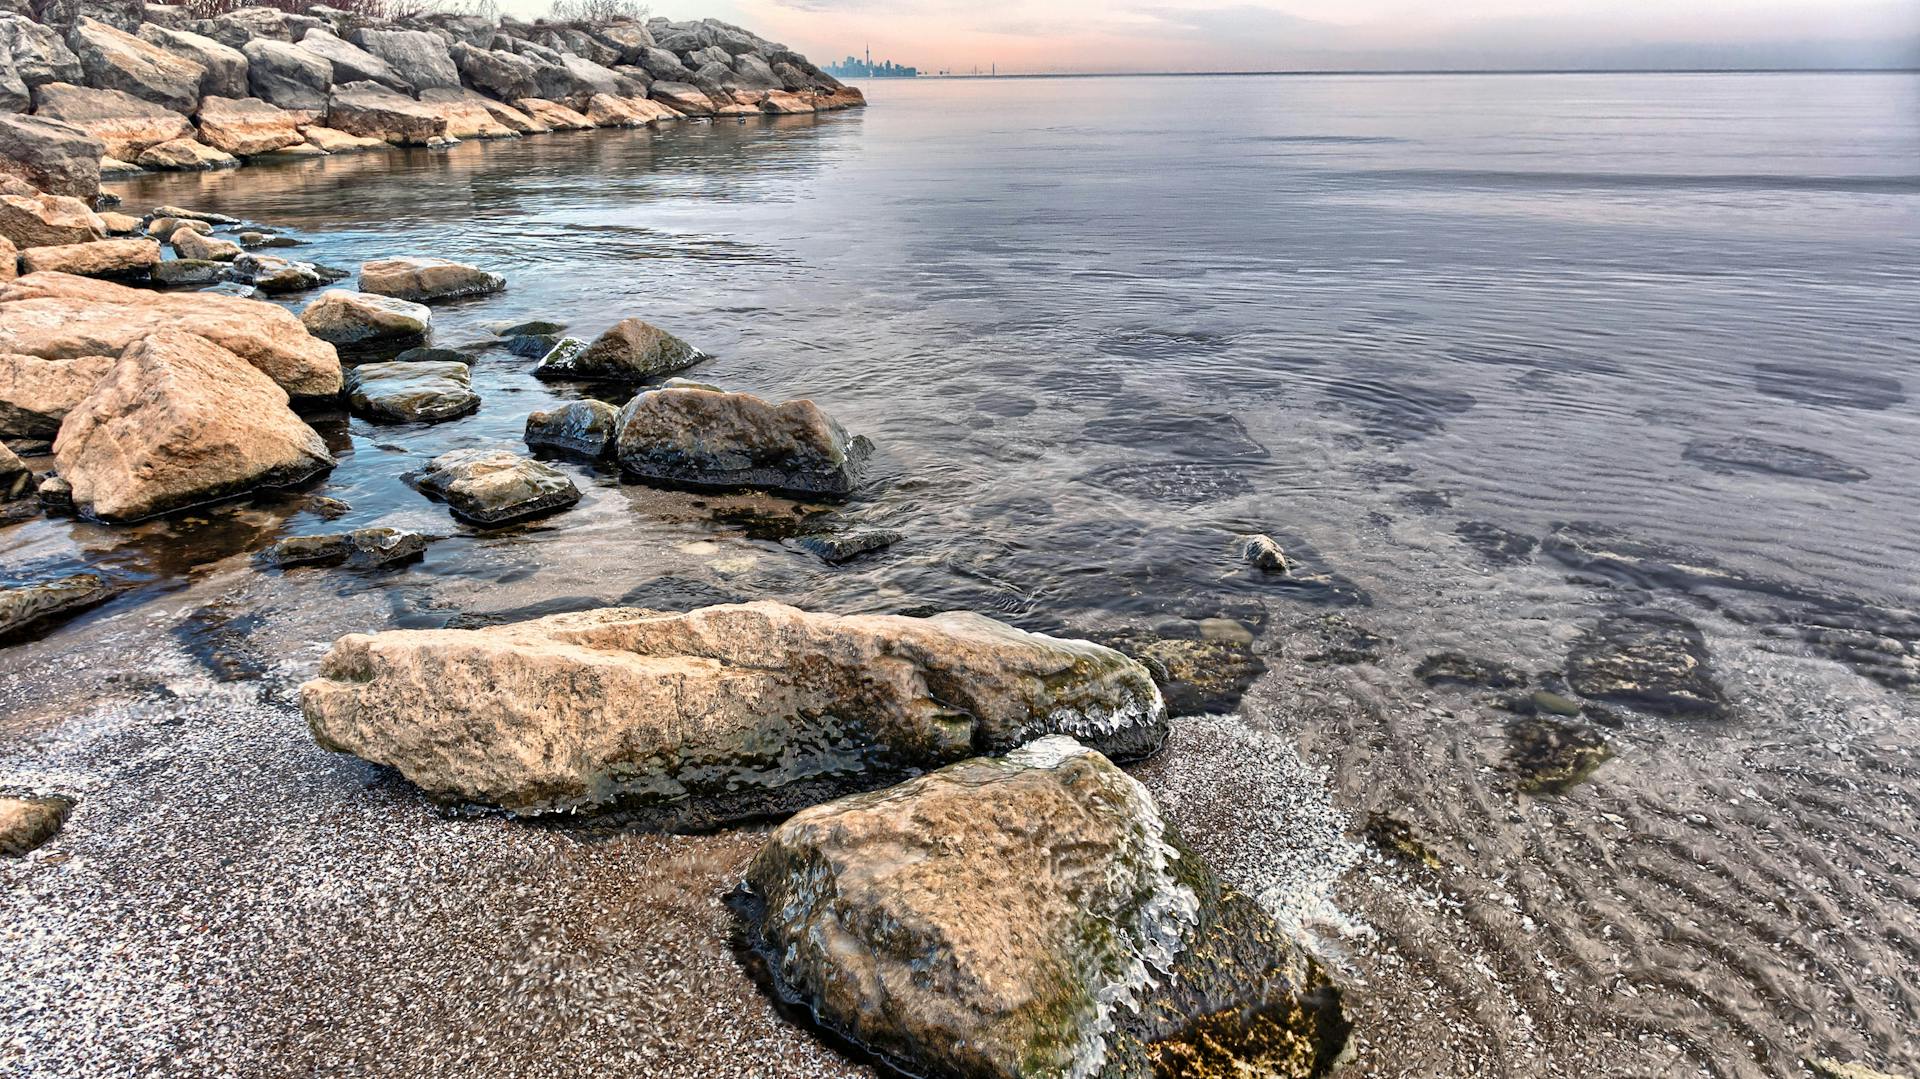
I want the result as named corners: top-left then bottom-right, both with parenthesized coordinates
top-left (242, 37), bottom-right (332, 112)
top-left (449, 41), bottom-right (537, 102)
top-left (350, 27), bottom-right (458, 90)
top-left (137, 23), bottom-right (247, 100)
top-left (741, 736), bottom-right (1350, 1079)
top-left (65, 16), bottom-right (205, 113)
top-left (531, 317), bottom-right (700, 381)
top-left (405, 446), bottom-right (579, 525)
top-left (295, 27), bottom-right (409, 91)
top-left (614, 385), bottom-right (869, 499)
top-left (0, 14), bottom-right (81, 88)
top-left (523, 398), bottom-right (618, 459)
top-left (345, 359), bottom-right (477, 423)
top-left (300, 602), bottom-right (1168, 824)
top-left (0, 113), bottom-right (100, 198)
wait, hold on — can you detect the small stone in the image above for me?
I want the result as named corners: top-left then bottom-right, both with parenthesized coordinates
top-left (533, 317), bottom-right (702, 382)
top-left (784, 529), bottom-right (903, 564)
top-left (523, 399), bottom-right (619, 460)
top-left (0, 796), bottom-right (73, 857)
top-left (170, 227), bottom-right (241, 261)
top-left (231, 252), bottom-right (348, 294)
top-left (1529, 690), bottom-right (1583, 717)
top-left (152, 258), bottom-right (226, 286)
top-left (299, 289), bottom-right (431, 352)
top-left (1238, 533), bottom-right (1289, 572)
top-left (407, 447), bottom-right (580, 526)
top-left (345, 361), bottom-right (478, 424)
top-left (494, 318), bottom-right (565, 337)
top-left (358, 256), bottom-right (504, 303)
top-left (263, 527), bottom-right (431, 569)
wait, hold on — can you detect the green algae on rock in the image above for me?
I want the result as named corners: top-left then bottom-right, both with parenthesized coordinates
top-left (1506, 716), bottom-right (1614, 794)
top-left (737, 737), bottom-right (1349, 1079)
top-left (302, 602), bottom-right (1168, 827)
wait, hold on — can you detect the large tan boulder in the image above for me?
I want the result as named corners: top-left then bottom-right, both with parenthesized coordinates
top-left (28, 81), bottom-right (194, 160)
top-left (358, 256), bottom-right (503, 302)
top-left (415, 87), bottom-right (517, 139)
top-left (404, 446), bottom-right (578, 525)
top-left (582, 92), bottom-right (644, 127)
top-left (612, 385), bottom-right (868, 499)
top-left (0, 237), bottom-right (13, 283)
top-left (0, 113), bottom-right (103, 200)
top-left (742, 736), bottom-right (1350, 1079)
top-left (64, 17), bottom-right (206, 113)
top-left (299, 288), bottom-right (429, 352)
top-left (170, 227), bottom-right (239, 261)
top-left (0, 192), bottom-right (104, 248)
top-left (0, 351), bottom-right (114, 438)
top-left (53, 329), bottom-right (334, 521)
top-left (194, 95), bottom-right (304, 156)
top-left (323, 80), bottom-right (446, 146)
top-left (301, 124), bottom-right (383, 153)
top-left (16, 236), bottom-right (158, 278)
top-left (475, 97), bottom-right (545, 135)
top-left (301, 602), bottom-right (1168, 826)
top-left (759, 90), bottom-right (815, 115)
top-left (647, 80), bottom-right (714, 116)
top-left (0, 271), bottom-right (342, 398)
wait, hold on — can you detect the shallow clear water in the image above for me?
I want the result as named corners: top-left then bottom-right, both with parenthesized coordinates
top-left (10, 72), bottom-right (1918, 640)
top-left (5, 73), bottom-right (1920, 1079)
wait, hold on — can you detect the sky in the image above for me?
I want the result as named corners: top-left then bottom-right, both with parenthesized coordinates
top-left (609, 0), bottom-right (1920, 74)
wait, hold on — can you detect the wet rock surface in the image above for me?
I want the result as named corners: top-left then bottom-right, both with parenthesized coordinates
top-left (737, 736), bottom-right (1349, 1079)
top-left (1101, 625), bottom-right (1269, 716)
top-left (1416, 652), bottom-right (1527, 690)
top-left (359, 256), bottom-right (504, 302)
top-left (1505, 716), bottom-right (1614, 793)
top-left (613, 385), bottom-right (869, 499)
top-left (345, 360), bottom-right (477, 423)
top-left (1682, 436), bottom-right (1871, 483)
top-left (532, 316), bottom-right (700, 381)
top-left (0, 794), bottom-right (73, 855)
top-left (1566, 612), bottom-right (1727, 720)
top-left (0, 571), bottom-right (112, 642)
top-left (405, 446), bottom-right (579, 525)
top-left (302, 602), bottom-right (1168, 824)
top-left (782, 528), bottom-right (901, 564)
top-left (262, 526), bottom-right (430, 569)
top-left (523, 398), bottom-right (618, 459)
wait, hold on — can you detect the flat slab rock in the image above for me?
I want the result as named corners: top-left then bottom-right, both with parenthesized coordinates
top-left (406, 446), bottom-right (579, 525)
top-left (345, 360), bottom-right (478, 423)
top-left (263, 527), bottom-right (431, 569)
top-left (301, 601), bottom-right (1168, 827)
top-left (1566, 611), bottom-right (1728, 720)
top-left (739, 736), bottom-right (1350, 1079)
top-left (0, 572), bottom-right (113, 643)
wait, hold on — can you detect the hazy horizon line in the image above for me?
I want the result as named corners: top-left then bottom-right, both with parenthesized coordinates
top-left (854, 66), bottom-right (1920, 79)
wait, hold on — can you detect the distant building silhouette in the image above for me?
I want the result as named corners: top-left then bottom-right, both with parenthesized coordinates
top-left (825, 50), bottom-right (919, 78)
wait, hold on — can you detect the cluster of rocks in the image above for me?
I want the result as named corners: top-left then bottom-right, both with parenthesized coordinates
top-left (302, 603), bottom-right (1351, 1075)
top-left (0, 1), bottom-right (864, 199)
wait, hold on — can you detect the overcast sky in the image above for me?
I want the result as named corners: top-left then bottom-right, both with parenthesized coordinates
top-left (608, 0), bottom-right (1920, 73)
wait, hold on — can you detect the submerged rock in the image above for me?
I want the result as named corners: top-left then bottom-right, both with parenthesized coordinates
top-left (229, 252), bottom-right (347, 294)
top-left (523, 398), bottom-right (618, 459)
top-left (531, 316), bottom-right (701, 381)
top-left (1100, 626), bottom-right (1268, 716)
top-left (299, 289), bottom-right (431, 352)
top-left (1683, 436), bottom-right (1871, 484)
top-left (358, 256), bottom-right (504, 302)
top-left (406, 446), bottom-right (579, 525)
top-left (53, 330), bottom-right (334, 521)
top-left (301, 602), bottom-right (1168, 824)
top-left (1566, 612), bottom-right (1727, 720)
top-left (0, 572), bottom-right (112, 642)
top-left (613, 385), bottom-right (869, 499)
top-left (1415, 652), bottom-right (1528, 690)
top-left (739, 736), bottom-right (1349, 1079)
top-left (152, 258), bottom-right (224, 286)
top-left (0, 795), bottom-right (73, 856)
top-left (263, 527), bottom-right (430, 569)
top-left (345, 360), bottom-right (477, 423)
top-left (1506, 717), bottom-right (1614, 794)
top-left (783, 528), bottom-right (901, 564)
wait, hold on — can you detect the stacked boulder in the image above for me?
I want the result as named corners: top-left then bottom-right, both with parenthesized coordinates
top-left (0, 4), bottom-right (865, 200)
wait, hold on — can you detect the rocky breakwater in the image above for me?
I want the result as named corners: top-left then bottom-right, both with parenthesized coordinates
top-left (0, 1), bottom-right (866, 198)
top-left (300, 601), bottom-right (1169, 827)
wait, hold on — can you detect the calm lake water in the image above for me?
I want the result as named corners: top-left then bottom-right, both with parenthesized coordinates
top-left (5, 72), bottom-right (1920, 1078)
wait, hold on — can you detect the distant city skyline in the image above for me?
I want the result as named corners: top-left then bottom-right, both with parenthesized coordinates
top-left (601, 0), bottom-right (1920, 75)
